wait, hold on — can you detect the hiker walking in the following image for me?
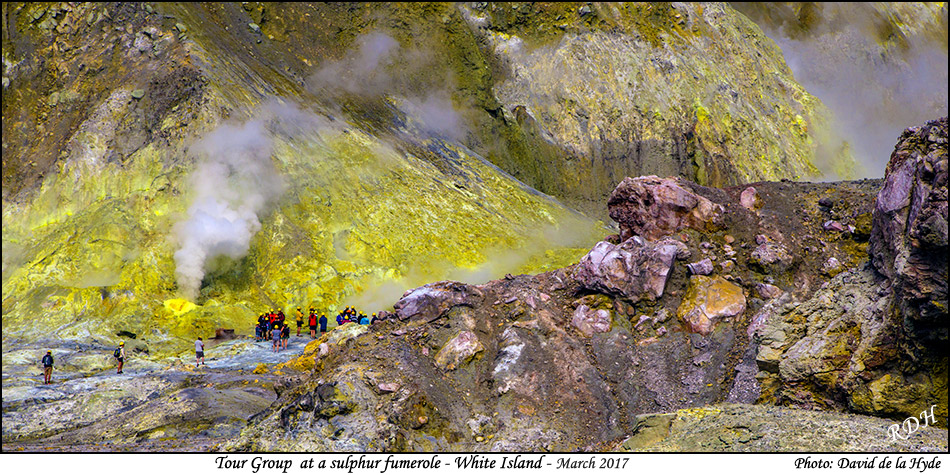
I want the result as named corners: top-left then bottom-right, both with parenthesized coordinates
top-left (42, 350), bottom-right (54, 384)
top-left (195, 337), bottom-right (205, 367)
top-left (319, 314), bottom-right (328, 335)
top-left (114, 342), bottom-right (125, 374)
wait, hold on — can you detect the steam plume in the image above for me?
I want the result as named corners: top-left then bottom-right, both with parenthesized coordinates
top-left (173, 119), bottom-right (283, 300)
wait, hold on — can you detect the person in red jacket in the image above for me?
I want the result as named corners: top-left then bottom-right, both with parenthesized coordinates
top-left (308, 309), bottom-right (318, 339)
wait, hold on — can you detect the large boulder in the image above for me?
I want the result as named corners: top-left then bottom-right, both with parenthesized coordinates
top-left (394, 282), bottom-right (482, 323)
top-left (574, 236), bottom-right (689, 302)
top-left (607, 176), bottom-right (723, 241)
top-left (869, 117), bottom-right (948, 346)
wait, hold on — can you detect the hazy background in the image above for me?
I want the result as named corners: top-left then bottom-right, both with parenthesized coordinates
top-left (734, 2), bottom-right (949, 178)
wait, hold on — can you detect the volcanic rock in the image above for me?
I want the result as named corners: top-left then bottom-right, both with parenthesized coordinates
top-left (574, 237), bottom-right (688, 302)
top-left (687, 258), bottom-right (714, 276)
top-left (607, 176), bottom-right (723, 241)
top-left (434, 331), bottom-right (484, 370)
top-left (616, 403), bottom-right (948, 452)
top-left (869, 116), bottom-right (948, 346)
top-left (571, 305), bottom-right (612, 337)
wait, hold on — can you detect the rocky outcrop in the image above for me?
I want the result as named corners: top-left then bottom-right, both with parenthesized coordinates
top-left (754, 267), bottom-right (947, 423)
top-left (227, 173), bottom-right (897, 451)
top-left (754, 118), bottom-right (949, 428)
top-left (616, 403), bottom-right (948, 452)
top-left (870, 117), bottom-right (948, 346)
top-left (607, 176), bottom-right (723, 241)
top-left (226, 266), bottom-right (760, 452)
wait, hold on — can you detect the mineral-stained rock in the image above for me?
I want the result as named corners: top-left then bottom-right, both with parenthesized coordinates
top-left (750, 241), bottom-right (793, 272)
top-left (571, 305), bottom-right (612, 337)
top-left (574, 236), bottom-right (687, 302)
top-left (394, 282), bottom-right (482, 323)
top-left (677, 276), bottom-right (746, 336)
top-left (740, 187), bottom-right (758, 210)
top-left (869, 117), bottom-right (948, 346)
top-left (821, 257), bottom-right (843, 276)
top-left (434, 331), bottom-right (484, 370)
top-left (755, 283), bottom-right (783, 300)
top-left (607, 176), bottom-right (723, 241)
top-left (754, 267), bottom-right (948, 427)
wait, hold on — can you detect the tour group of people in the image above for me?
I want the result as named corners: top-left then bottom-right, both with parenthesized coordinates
top-left (39, 304), bottom-right (390, 384)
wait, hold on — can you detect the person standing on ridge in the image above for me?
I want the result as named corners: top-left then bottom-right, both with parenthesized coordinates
top-left (114, 342), bottom-right (125, 374)
top-left (41, 350), bottom-right (54, 384)
top-left (195, 337), bottom-right (205, 367)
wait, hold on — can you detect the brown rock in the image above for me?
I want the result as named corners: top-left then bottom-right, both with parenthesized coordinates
top-left (607, 176), bottom-right (723, 241)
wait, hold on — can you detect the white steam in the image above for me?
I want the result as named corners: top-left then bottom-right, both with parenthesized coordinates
top-left (309, 32), bottom-right (400, 97)
top-left (307, 32), bottom-right (469, 142)
top-left (173, 119), bottom-right (284, 300)
top-left (748, 4), bottom-right (949, 178)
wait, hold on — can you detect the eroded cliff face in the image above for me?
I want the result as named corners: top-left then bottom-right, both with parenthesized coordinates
top-left (468, 2), bottom-right (836, 216)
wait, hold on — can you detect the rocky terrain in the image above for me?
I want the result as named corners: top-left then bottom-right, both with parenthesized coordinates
top-left (2, 2), bottom-right (947, 453)
top-left (224, 119), bottom-right (946, 452)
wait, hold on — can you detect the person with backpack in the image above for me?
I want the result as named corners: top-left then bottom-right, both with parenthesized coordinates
top-left (309, 309), bottom-right (318, 339)
top-left (114, 342), bottom-right (125, 374)
top-left (195, 337), bottom-right (205, 367)
top-left (41, 350), bottom-right (54, 384)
